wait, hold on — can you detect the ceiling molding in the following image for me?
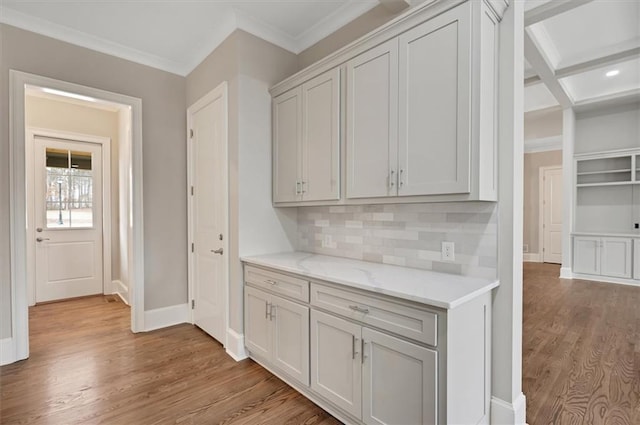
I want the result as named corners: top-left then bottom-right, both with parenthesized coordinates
top-left (524, 28), bottom-right (573, 108)
top-left (524, 0), bottom-right (595, 27)
top-left (0, 6), bottom-right (186, 76)
top-left (379, 0), bottom-right (411, 14)
top-left (1, 1), bottom-right (382, 76)
top-left (555, 46), bottom-right (640, 79)
top-left (524, 136), bottom-right (563, 154)
top-left (181, 11), bottom-right (238, 77)
top-left (573, 88), bottom-right (640, 114)
top-left (295, 0), bottom-right (379, 53)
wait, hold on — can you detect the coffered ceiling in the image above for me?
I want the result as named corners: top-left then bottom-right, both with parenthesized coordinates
top-left (524, 0), bottom-right (640, 113)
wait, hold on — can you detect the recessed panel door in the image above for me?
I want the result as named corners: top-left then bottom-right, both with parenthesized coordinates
top-left (271, 295), bottom-right (310, 386)
top-left (244, 286), bottom-right (271, 359)
top-left (543, 167), bottom-right (563, 264)
top-left (362, 327), bottom-right (437, 425)
top-left (398, 4), bottom-right (471, 196)
top-left (310, 309), bottom-right (362, 419)
top-left (190, 88), bottom-right (228, 344)
top-left (34, 137), bottom-right (103, 302)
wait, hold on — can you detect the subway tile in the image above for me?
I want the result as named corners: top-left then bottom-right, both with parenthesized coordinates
top-left (383, 255), bottom-right (406, 267)
top-left (372, 212), bottom-right (394, 221)
top-left (346, 220), bottom-right (364, 229)
top-left (432, 261), bottom-right (462, 275)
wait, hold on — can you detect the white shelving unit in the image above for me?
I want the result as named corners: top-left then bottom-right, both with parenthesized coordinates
top-left (573, 148), bottom-right (640, 284)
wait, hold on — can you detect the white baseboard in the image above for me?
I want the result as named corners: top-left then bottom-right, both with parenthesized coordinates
top-left (144, 303), bottom-right (189, 332)
top-left (225, 328), bottom-right (248, 361)
top-left (111, 280), bottom-right (129, 305)
top-left (1, 337), bottom-right (16, 366)
top-left (571, 272), bottom-right (640, 287)
top-left (560, 267), bottom-right (573, 279)
top-left (491, 393), bottom-right (526, 425)
top-left (523, 253), bottom-right (541, 263)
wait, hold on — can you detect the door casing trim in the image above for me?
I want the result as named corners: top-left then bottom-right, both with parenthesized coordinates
top-left (9, 70), bottom-right (145, 363)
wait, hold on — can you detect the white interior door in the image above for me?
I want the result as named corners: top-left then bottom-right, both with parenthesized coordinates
top-left (543, 167), bottom-right (563, 264)
top-left (189, 84), bottom-right (228, 345)
top-left (34, 137), bottom-right (103, 302)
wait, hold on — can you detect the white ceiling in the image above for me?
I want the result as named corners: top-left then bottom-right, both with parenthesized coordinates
top-left (524, 0), bottom-right (640, 113)
top-left (0, 0), bottom-right (381, 75)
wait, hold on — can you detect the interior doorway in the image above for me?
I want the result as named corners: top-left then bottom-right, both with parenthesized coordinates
top-left (8, 71), bottom-right (145, 364)
top-left (540, 166), bottom-right (563, 264)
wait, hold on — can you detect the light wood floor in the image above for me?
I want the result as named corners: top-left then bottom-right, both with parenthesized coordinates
top-left (0, 296), bottom-right (338, 425)
top-left (3, 265), bottom-right (640, 424)
top-left (523, 262), bottom-right (640, 425)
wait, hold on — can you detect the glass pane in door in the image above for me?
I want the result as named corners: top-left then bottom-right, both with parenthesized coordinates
top-left (45, 148), bottom-right (94, 228)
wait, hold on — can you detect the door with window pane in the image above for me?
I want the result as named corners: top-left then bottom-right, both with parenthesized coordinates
top-left (34, 136), bottom-right (103, 302)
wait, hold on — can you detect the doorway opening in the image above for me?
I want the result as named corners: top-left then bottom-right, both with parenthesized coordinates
top-left (8, 71), bottom-right (145, 364)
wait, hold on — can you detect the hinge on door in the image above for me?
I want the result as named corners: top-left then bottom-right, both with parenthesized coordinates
top-left (190, 129), bottom-right (194, 138)
top-left (191, 299), bottom-right (195, 309)
top-left (191, 186), bottom-right (194, 196)
top-left (191, 242), bottom-right (194, 253)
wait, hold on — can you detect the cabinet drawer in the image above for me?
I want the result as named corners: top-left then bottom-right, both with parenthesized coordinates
top-left (245, 265), bottom-right (310, 302)
top-left (311, 283), bottom-right (437, 346)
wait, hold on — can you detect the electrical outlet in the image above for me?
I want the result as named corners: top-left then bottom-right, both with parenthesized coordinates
top-left (441, 241), bottom-right (455, 262)
top-left (322, 234), bottom-right (333, 248)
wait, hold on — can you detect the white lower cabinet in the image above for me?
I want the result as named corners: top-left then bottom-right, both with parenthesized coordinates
top-left (310, 310), bottom-right (437, 425)
top-left (310, 310), bottom-right (362, 417)
top-left (362, 327), bottom-right (437, 425)
top-left (244, 264), bottom-right (492, 424)
top-left (245, 286), bottom-right (310, 386)
top-left (573, 236), bottom-right (632, 279)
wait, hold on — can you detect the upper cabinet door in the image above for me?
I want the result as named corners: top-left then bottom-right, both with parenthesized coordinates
top-left (346, 39), bottom-right (399, 199)
top-left (273, 87), bottom-right (302, 203)
top-left (302, 68), bottom-right (341, 202)
top-left (398, 3), bottom-right (471, 196)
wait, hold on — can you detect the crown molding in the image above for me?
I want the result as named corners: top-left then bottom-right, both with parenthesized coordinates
top-left (295, 0), bottom-right (379, 53)
top-left (524, 136), bottom-right (563, 153)
top-left (1, 1), bottom-right (382, 76)
top-left (0, 6), bottom-right (186, 76)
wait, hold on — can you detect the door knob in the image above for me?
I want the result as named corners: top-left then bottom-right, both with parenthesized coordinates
top-left (211, 248), bottom-right (223, 255)
top-left (36, 237), bottom-right (50, 242)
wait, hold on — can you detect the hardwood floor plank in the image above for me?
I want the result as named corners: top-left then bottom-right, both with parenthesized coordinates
top-left (523, 263), bottom-right (640, 425)
top-left (0, 296), bottom-right (338, 425)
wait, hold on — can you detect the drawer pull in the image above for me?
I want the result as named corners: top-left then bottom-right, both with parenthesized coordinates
top-left (265, 302), bottom-right (271, 319)
top-left (349, 305), bottom-right (370, 314)
top-left (265, 279), bottom-right (278, 285)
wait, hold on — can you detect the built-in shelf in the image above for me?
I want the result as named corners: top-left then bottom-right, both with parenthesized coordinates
top-left (576, 169), bottom-right (631, 176)
top-left (577, 181), bottom-right (637, 188)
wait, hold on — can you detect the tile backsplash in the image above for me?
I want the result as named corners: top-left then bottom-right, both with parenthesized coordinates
top-left (297, 203), bottom-right (498, 279)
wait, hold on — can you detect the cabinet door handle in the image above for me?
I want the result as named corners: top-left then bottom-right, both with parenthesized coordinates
top-left (362, 339), bottom-right (367, 364)
top-left (270, 304), bottom-right (276, 321)
top-left (399, 169), bottom-right (404, 187)
top-left (389, 170), bottom-right (395, 188)
top-left (352, 335), bottom-right (359, 359)
top-left (349, 305), bottom-right (370, 314)
top-left (296, 181), bottom-right (301, 194)
top-left (301, 181), bottom-right (307, 194)
top-left (265, 302), bottom-right (270, 319)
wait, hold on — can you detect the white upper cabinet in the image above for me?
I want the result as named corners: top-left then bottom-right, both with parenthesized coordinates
top-left (273, 88), bottom-right (302, 203)
top-left (346, 39), bottom-right (399, 199)
top-left (397, 6), bottom-right (471, 196)
top-left (272, 68), bottom-right (340, 204)
top-left (302, 68), bottom-right (341, 202)
top-left (271, 0), bottom-right (501, 205)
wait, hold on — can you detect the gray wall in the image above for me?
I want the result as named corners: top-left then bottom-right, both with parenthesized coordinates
top-left (575, 103), bottom-right (640, 154)
top-left (1, 24), bottom-right (187, 338)
top-left (524, 108), bottom-right (562, 140)
top-left (186, 30), bottom-right (298, 335)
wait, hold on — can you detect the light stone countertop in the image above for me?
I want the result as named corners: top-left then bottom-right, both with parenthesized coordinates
top-left (241, 252), bottom-right (499, 309)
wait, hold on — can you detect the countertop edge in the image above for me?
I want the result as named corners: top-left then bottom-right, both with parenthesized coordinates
top-left (241, 255), bottom-right (499, 310)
